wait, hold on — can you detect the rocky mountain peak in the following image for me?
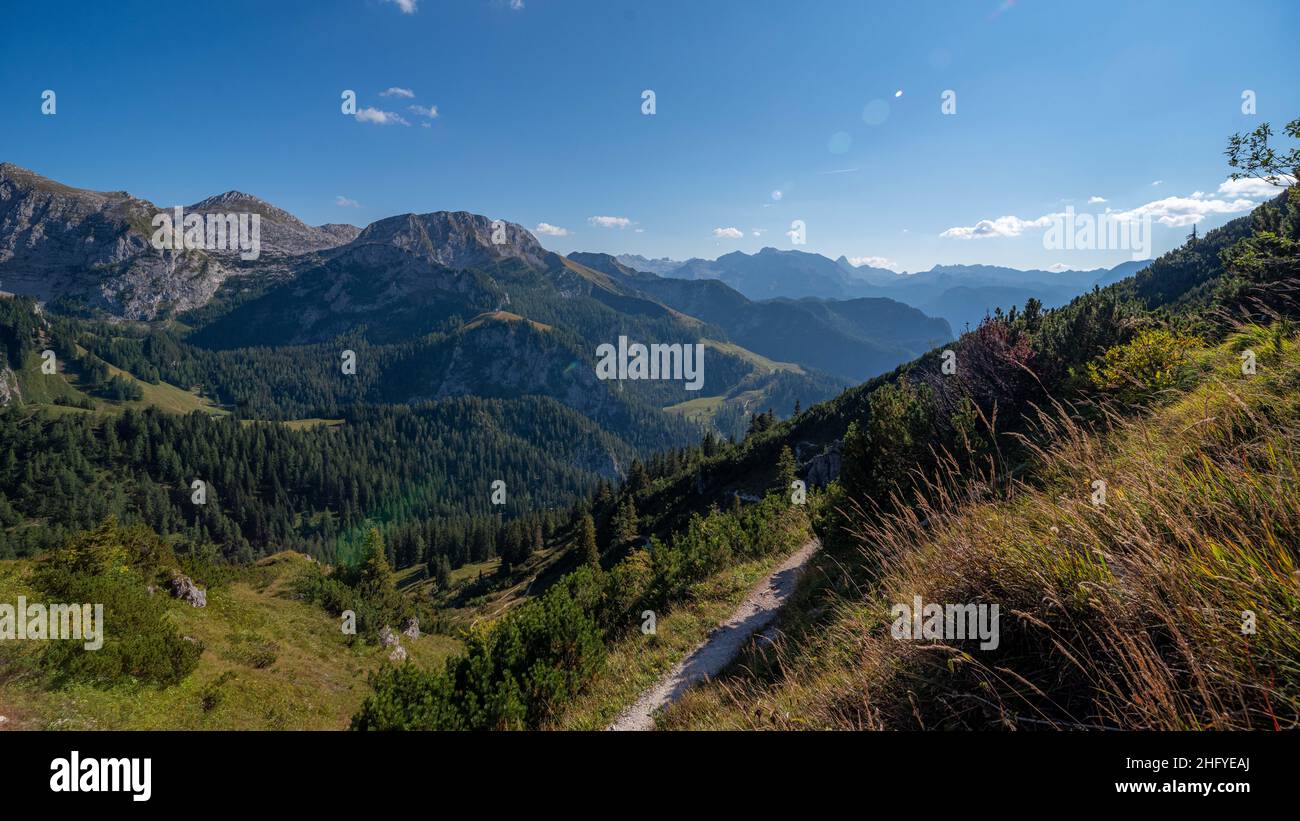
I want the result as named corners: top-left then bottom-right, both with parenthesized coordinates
top-left (351, 211), bottom-right (553, 271)
top-left (182, 189), bottom-right (352, 257)
top-left (189, 190), bottom-right (267, 209)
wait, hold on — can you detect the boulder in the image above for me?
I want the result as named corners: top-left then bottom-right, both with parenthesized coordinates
top-left (402, 617), bottom-right (420, 639)
top-left (168, 572), bottom-right (207, 608)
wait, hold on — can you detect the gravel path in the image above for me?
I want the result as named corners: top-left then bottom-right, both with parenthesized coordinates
top-left (608, 538), bottom-right (821, 731)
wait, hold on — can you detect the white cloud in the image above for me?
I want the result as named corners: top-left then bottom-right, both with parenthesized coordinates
top-left (407, 104), bottom-right (439, 118)
top-left (534, 222), bottom-right (568, 236)
top-left (380, 87), bottom-right (415, 98)
top-left (384, 0), bottom-right (417, 13)
top-left (941, 213), bottom-right (1060, 239)
top-left (588, 216), bottom-right (631, 229)
top-left (1151, 180), bottom-right (1163, 186)
top-left (944, 178), bottom-right (1270, 239)
top-left (510, 0), bottom-right (524, 8)
top-left (1217, 175), bottom-right (1295, 198)
top-left (335, 195), bottom-right (362, 208)
top-left (1108, 194), bottom-right (1257, 228)
top-left (1088, 196), bottom-right (1107, 204)
top-left (713, 227), bottom-right (744, 239)
top-left (751, 229), bottom-right (766, 237)
top-left (848, 255), bottom-right (901, 271)
top-left (1046, 263), bottom-right (1071, 272)
top-left (355, 107), bottom-right (409, 126)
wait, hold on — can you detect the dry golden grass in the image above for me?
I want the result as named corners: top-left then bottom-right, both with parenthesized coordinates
top-left (664, 327), bottom-right (1300, 730)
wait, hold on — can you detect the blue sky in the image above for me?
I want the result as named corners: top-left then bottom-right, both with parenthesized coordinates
top-left (1, 0), bottom-right (1296, 272)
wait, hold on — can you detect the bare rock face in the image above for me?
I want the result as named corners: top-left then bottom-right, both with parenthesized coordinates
top-left (0, 163), bottom-right (357, 319)
top-left (378, 626), bottom-right (400, 647)
top-left (388, 644), bottom-right (407, 662)
top-left (402, 617), bottom-right (420, 639)
top-left (168, 572), bottom-right (207, 608)
top-left (803, 443), bottom-right (841, 487)
top-left (350, 211), bottom-right (553, 272)
top-left (0, 365), bottom-right (20, 407)
top-left (314, 223), bottom-right (363, 245)
top-left (186, 191), bottom-right (360, 257)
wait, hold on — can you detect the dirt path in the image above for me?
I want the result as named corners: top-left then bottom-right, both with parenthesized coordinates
top-left (608, 538), bottom-right (821, 731)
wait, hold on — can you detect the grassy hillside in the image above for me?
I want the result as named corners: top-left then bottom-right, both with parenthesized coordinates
top-left (592, 134), bottom-right (1300, 731)
top-left (661, 327), bottom-right (1300, 730)
top-left (5, 337), bottom-right (226, 418)
top-left (0, 550), bottom-right (460, 730)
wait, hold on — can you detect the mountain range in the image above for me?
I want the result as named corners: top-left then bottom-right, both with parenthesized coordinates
top-left (616, 249), bottom-right (1147, 333)
top-left (0, 163), bottom-right (918, 447)
top-left (0, 162), bottom-right (358, 319)
top-left (0, 161), bottom-right (1146, 448)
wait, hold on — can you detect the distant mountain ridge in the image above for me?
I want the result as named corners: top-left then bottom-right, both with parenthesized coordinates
top-left (0, 161), bottom-right (1142, 436)
top-left (571, 252), bottom-right (950, 382)
top-left (610, 245), bottom-right (1152, 333)
top-left (613, 254), bottom-right (685, 276)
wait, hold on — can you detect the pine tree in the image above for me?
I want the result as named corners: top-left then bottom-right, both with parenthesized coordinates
top-left (612, 497), bottom-right (639, 549)
top-left (775, 444), bottom-right (797, 494)
top-left (359, 527), bottom-right (396, 597)
top-left (578, 513), bottom-right (599, 567)
top-left (625, 459), bottom-right (649, 496)
top-left (431, 554), bottom-right (452, 589)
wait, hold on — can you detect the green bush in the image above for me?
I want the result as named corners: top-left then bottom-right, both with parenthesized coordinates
top-left (293, 528), bottom-right (420, 643)
top-left (353, 581), bottom-right (605, 730)
top-left (1088, 329), bottom-right (1201, 403)
top-left (840, 377), bottom-right (936, 503)
top-left (35, 558), bottom-right (201, 685)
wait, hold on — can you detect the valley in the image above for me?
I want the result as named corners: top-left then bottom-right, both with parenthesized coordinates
top-left (0, 117), bottom-right (1296, 734)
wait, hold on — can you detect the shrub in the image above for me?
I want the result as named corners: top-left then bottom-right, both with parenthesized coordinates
top-left (31, 519), bottom-right (200, 687)
top-left (353, 582), bottom-right (605, 730)
top-left (840, 377), bottom-right (936, 504)
top-left (1088, 328), bottom-right (1201, 403)
top-left (293, 528), bottom-right (419, 643)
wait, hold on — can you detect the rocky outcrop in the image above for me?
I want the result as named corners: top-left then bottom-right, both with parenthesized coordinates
top-left (0, 365), bottom-right (19, 407)
top-left (803, 443), bottom-right (841, 487)
top-left (0, 163), bottom-right (356, 319)
top-left (315, 223), bottom-right (362, 245)
top-left (350, 211), bottom-right (554, 272)
top-left (402, 617), bottom-right (420, 639)
top-left (168, 572), bottom-right (207, 608)
top-left (382, 624), bottom-right (409, 661)
top-left (187, 191), bottom-right (360, 257)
